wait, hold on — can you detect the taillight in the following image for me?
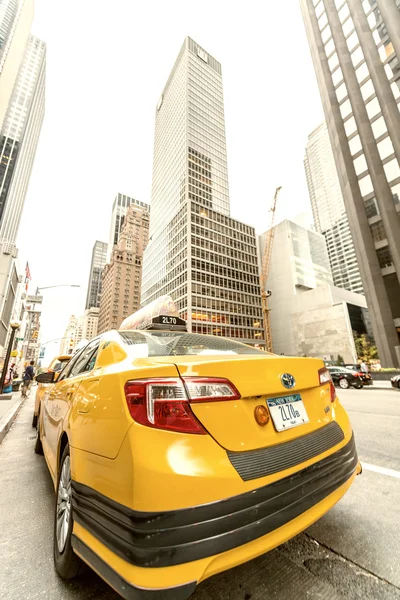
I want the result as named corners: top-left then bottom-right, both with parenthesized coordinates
top-left (125, 378), bottom-right (205, 434)
top-left (318, 367), bottom-right (336, 403)
top-left (183, 377), bottom-right (241, 403)
top-left (124, 377), bottom-right (240, 434)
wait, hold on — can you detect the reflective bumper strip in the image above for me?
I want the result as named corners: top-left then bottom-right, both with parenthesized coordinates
top-left (71, 433), bottom-right (358, 568)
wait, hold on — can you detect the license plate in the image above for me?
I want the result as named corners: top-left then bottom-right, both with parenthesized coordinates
top-left (267, 394), bottom-right (309, 432)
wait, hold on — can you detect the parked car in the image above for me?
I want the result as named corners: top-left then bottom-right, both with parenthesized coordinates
top-left (391, 374), bottom-right (400, 390)
top-left (32, 354), bottom-right (71, 427)
top-left (327, 366), bottom-right (363, 389)
top-left (34, 296), bottom-right (361, 600)
top-left (343, 364), bottom-right (373, 386)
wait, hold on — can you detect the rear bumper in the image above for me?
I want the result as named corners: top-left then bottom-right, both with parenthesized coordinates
top-left (72, 433), bottom-right (358, 571)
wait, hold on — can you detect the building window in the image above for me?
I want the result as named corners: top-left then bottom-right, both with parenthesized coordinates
top-left (383, 158), bottom-right (400, 181)
top-left (351, 46), bottom-right (364, 67)
top-left (344, 116), bottom-right (357, 136)
top-left (366, 97), bottom-right (381, 119)
top-left (348, 134), bottom-right (362, 155)
top-left (340, 98), bottom-right (352, 119)
top-left (354, 154), bottom-right (368, 175)
top-left (325, 38), bottom-right (335, 57)
top-left (359, 174), bottom-right (374, 196)
top-left (370, 221), bottom-right (386, 243)
top-left (342, 17), bottom-right (354, 37)
top-left (360, 79), bottom-right (375, 101)
top-left (318, 11), bottom-right (328, 30)
top-left (391, 183), bottom-right (400, 205)
top-left (376, 246), bottom-right (393, 269)
top-left (315, 1), bottom-right (325, 18)
top-left (332, 66), bottom-right (344, 86)
top-left (391, 81), bottom-right (400, 100)
top-left (328, 52), bottom-right (339, 71)
top-left (346, 30), bottom-right (359, 52)
top-left (338, 3), bottom-right (350, 22)
top-left (365, 196), bottom-right (379, 218)
top-left (377, 136), bottom-right (395, 160)
top-left (371, 115), bottom-right (387, 139)
top-left (321, 25), bottom-right (332, 43)
top-left (336, 81), bottom-right (348, 102)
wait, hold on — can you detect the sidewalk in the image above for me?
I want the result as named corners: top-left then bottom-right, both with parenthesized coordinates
top-left (367, 380), bottom-right (396, 390)
top-left (0, 392), bottom-right (25, 444)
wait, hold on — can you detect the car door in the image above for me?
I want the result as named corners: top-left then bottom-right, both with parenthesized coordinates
top-left (42, 342), bottom-right (99, 478)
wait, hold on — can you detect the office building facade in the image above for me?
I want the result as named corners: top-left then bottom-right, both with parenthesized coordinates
top-left (85, 240), bottom-right (107, 309)
top-left (0, 0), bottom-right (33, 133)
top-left (141, 37), bottom-right (264, 344)
top-left (305, 121), bottom-right (363, 293)
top-left (60, 315), bottom-right (83, 355)
top-left (0, 34), bottom-right (46, 247)
top-left (107, 193), bottom-right (149, 261)
top-left (82, 306), bottom-right (99, 341)
top-left (99, 204), bottom-right (149, 333)
top-left (301, 0), bottom-right (400, 366)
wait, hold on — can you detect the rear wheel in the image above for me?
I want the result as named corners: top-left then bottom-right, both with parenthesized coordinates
top-left (354, 382), bottom-right (363, 389)
top-left (339, 377), bottom-right (350, 389)
top-left (54, 444), bottom-right (83, 580)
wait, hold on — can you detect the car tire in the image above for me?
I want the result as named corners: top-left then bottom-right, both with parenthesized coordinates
top-left (54, 444), bottom-right (84, 580)
top-left (34, 412), bottom-right (43, 455)
top-left (339, 378), bottom-right (350, 389)
top-left (32, 413), bottom-right (38, 428)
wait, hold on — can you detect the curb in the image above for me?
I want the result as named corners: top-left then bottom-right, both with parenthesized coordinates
top-left (0, 396), bottom-right (25, 444)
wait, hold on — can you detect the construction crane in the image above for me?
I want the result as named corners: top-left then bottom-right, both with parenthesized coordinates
top-left (260, 186), bottom-right (282, 353)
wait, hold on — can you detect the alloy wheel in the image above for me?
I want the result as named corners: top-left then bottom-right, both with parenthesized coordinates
top-left (56, 455), bottom-right (72, 553)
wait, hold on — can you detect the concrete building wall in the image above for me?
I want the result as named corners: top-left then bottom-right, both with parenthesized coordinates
top-left (82, 307), bottom-right (99, 341)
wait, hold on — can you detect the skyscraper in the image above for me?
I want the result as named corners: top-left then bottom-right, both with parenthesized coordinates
top-left (85, 240), bottom-right (107, 310)
top-left (141, 37), bottom-right (264, 345)
top-left (99, 204), bottom-right (149, 333)
top-left (107, 193), bottom-right (149, 261)
top-left (301, 0), bottom-right (400, 367)
top-left (304, 121), bottom-right (363, 294)
top-left (0, 0), bottom-right (34, 133)
top-left (0, 34), bottom-right (45, 247)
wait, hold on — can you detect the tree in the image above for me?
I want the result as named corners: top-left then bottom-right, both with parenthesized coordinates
top-left (336, 354), bottom-right (344, 365)
top-left (353, 332), bottom-right (379, 363)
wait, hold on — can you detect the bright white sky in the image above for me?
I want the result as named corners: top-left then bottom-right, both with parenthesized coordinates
top-left (16, 0), bottom-right (324, 357)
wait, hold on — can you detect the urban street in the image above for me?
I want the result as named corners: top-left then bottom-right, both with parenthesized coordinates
top-left (1, 387), bottom-right (399, 600)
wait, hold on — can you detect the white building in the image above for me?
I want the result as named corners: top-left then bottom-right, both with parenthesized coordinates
top-left (259, 219), bottom-right (369, 363)
top-left (60, 315), bottom-right (83, 356)
top-left (304, 122), bottom-right (363, 294)
top-left (82, 307), bottom-right (99, 341)
top-left (107, 193), bottom-right (149, 262)
top-left (142, 37), bottom-right (264, 344)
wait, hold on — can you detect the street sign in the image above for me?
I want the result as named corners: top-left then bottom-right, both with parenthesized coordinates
top-left (26, 295), bottom-right (43, 304)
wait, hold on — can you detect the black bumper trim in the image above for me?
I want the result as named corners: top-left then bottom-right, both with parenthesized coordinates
top-left (227, 421), bottom-right (345, 481)
top-left (71, 535), bottom-right (196, 600)
top-left (72, 433), bottom-right (358, 569)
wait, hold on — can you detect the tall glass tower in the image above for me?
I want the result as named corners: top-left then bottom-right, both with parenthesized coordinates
top-left (301, 0), bottom-right (400, 367)
top-left (142, 37), bottom-right (263, 344)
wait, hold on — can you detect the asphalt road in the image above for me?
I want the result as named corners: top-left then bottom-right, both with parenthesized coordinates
top-left (0, 388), bottom-right (399, 600)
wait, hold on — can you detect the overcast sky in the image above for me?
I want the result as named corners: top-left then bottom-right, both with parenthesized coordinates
top-left (16, 0), bottom-right (324, 356)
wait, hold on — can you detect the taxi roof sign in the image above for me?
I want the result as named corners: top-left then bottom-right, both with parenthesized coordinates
top-left (120, 296), bottom-right (187, 332)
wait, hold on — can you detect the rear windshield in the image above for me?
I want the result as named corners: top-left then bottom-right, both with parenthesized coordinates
top-left (118, 331), bottom-right (264, 357)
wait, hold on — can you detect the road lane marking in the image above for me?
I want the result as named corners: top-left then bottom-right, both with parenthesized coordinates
top-left (362, 462), bottom-right (400, 480)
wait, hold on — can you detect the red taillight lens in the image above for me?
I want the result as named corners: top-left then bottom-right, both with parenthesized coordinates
top-left (318, 367), bottom-right (336, 403)
top-left (183, 377), bottom-right (241, 403)
top-left (124, 378), bottom-right (206, 434)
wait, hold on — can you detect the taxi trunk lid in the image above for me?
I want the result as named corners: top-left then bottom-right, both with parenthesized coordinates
top-left (175, 355), bottom-right (334, 452)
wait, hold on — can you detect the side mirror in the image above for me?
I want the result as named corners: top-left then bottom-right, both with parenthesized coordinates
top-left (36, 371), bottom-right (56, 384)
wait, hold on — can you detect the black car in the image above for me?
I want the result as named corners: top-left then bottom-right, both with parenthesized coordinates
top-left (391, 375), bottom-right (400, 390)
top-left (327, 366), bottom-right (363, 389)
top-left (343, 364), bottom-right (373, 385)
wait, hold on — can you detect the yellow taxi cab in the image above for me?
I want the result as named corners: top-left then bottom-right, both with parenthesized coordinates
top-left (35, 296), bottom-right (361, 600)
top-left (32, 354), bottom-right (71, 428)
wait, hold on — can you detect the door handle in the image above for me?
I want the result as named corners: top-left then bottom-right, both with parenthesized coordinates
top-left (66, 387), bottom-right (75, 399)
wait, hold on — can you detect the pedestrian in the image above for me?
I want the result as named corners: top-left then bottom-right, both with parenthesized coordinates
top-left (21, 360), bottom-right (35, 398)
top-left (360, 361), bottom-right (368, 373)
top-left (3, 362), bottom-right (15, 393)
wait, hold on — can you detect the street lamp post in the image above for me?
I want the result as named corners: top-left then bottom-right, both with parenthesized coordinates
top-left (0, 321), bottom-right (20, 394)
